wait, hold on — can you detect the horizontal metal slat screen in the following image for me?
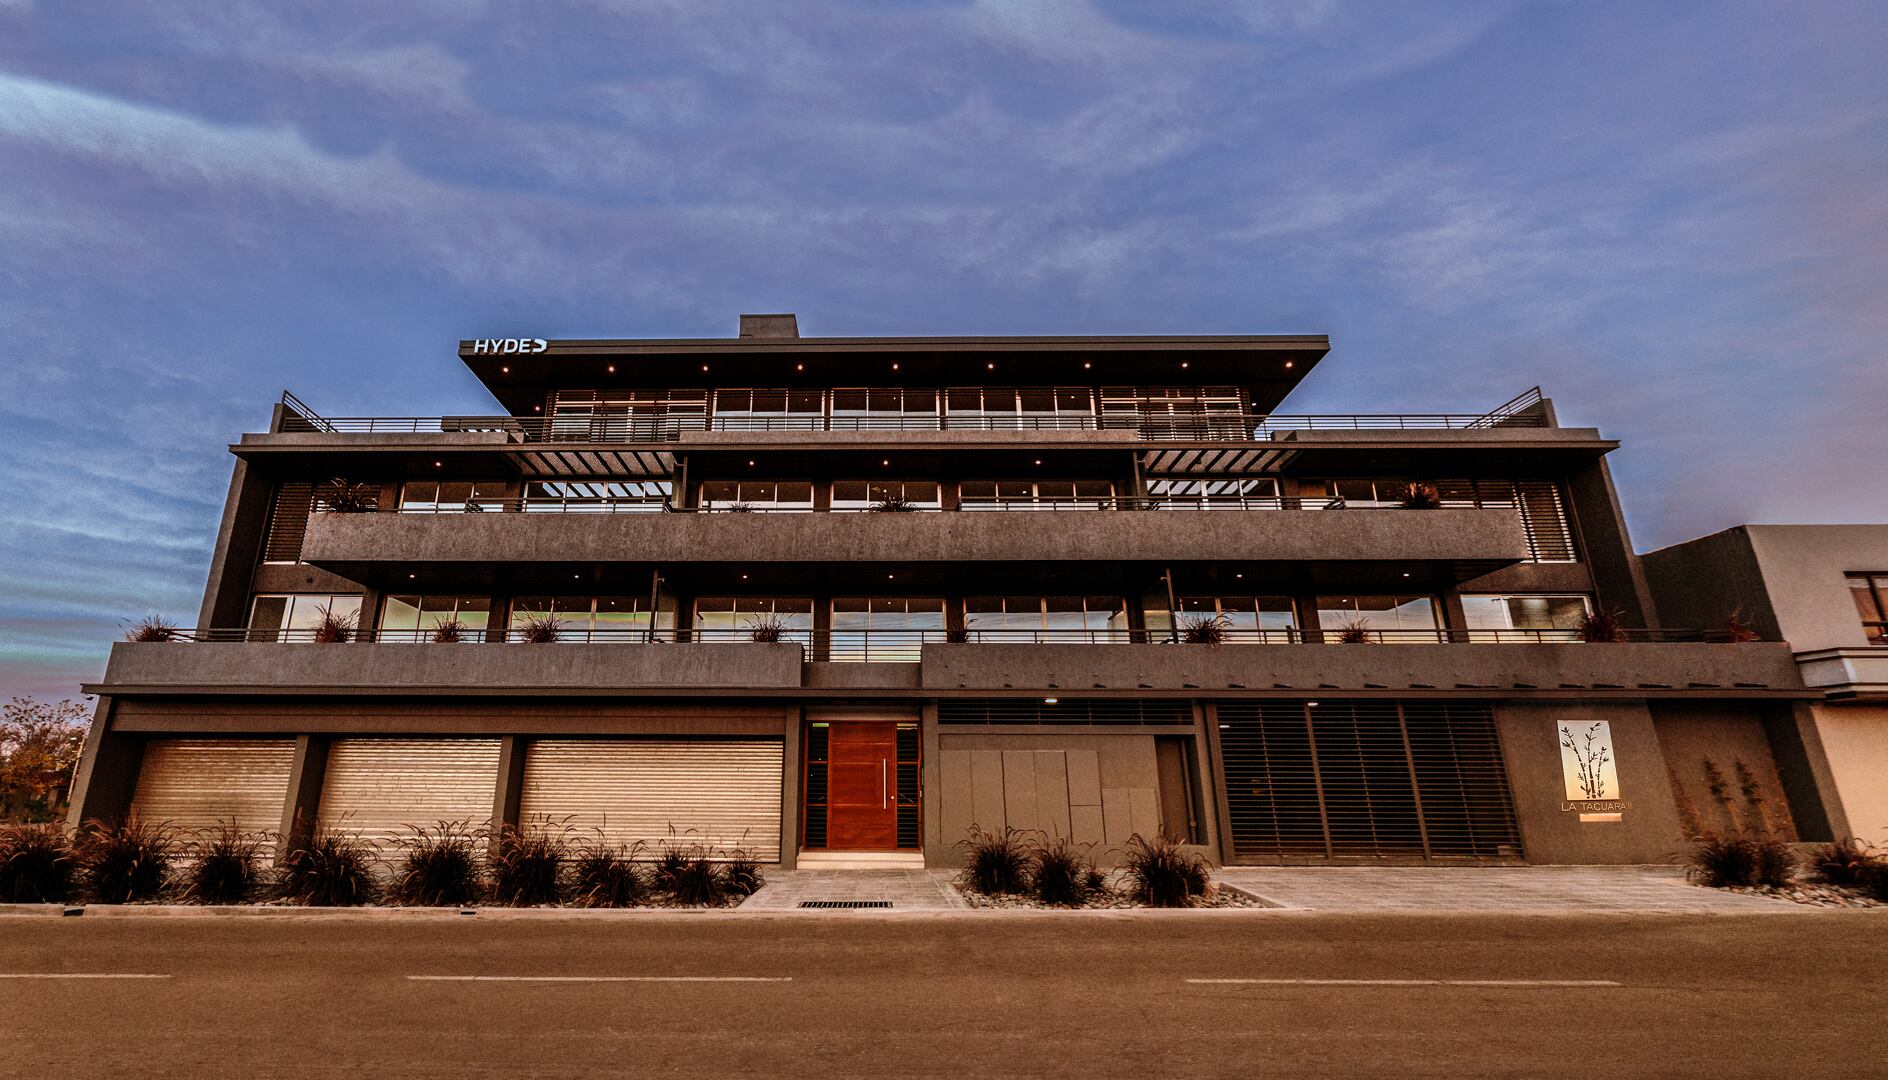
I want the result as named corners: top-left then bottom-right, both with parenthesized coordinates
top-left (1218, 702), bottom-right (1521, 860)
top-left (517, 739), bottom-right (782, 862)
top-left (315, 738), bottom-right (502, 850)
top-left (262, 482), bottom-right (313, 563)
top-left (1514, 480), bottom-right (1577, 563)
top-left (129, 738), bottom-right (296, 835)
top-left (937, 700), bottom-right (1193, 726)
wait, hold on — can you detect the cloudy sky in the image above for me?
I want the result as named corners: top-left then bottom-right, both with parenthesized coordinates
top-left (1, 1), bottom-right (1884, 700)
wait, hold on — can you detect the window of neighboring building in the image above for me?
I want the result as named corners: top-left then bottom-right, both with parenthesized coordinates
top-left (958, 479), bottom-right (1115, 507)
top-left (692, 598), bottom-right (815, 642)
top-left (247, 594), bottom-right (363, 640)
top-left (831, 480), bottom-right (941, 511)
top-left (379, 596), bottom-right (491, 642)
top-left (1315, 595), bottom-right (1439, 642)
top-left (1177, 596), bottom-right (1297, 640)
top-left (399, 481), bottom-right (508, 513)
top-left (524, 479), bottom-right (670, 512)
top-left (508, 596), bottom-right (667, 641)
top-left (831, 598), bottom-right (946, 661)
top-left (963, 596), bottom-right (1129, 641)
top-left (698, 480), bottom-right (815, 511)
top-left (1848, 574), bottom-right (1888, 644)
top-left (1460, 594), bottom-right (1591, 642)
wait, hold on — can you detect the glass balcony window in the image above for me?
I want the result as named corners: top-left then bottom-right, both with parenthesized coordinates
top-left (962, 596), bottom-right (1128, 642)
top-left (508, 596), bottom-right (668, 642)
top-left (693, 597), bottom-right (814, 644)
top-left (832, 480), bottom-right (941, 511)
top-left (831, 597), bottom-right (945, 661)
top-left (246, 593), bottom-right (363, 641)
top-left (523, 479), bottom-right (670, 512)
top-left (399, 480), bottom-right (507, 513)
top-left (380, 596), bottom-right (491, 642)
top-left (698, 480), bottom-right (814, 512)
top-left (1145, 477), bottom-right (1281, 508)
top-left (1461, 594), bottom-right (1591, 642)
top-left (1315, 595), bottom-right (1439, 642)
top-left (959, 479), bottom-right (1114, 509)
top-left (1176, 596), bottom-right (1297, 641)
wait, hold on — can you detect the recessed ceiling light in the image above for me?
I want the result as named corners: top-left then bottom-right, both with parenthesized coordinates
top-left (747, 460), bottom-right (756, 467)
top-left (1285, 361), bottom-right (1294, 369)
top-left (1307, 701), bottom-right (1320, 707)
top-left (501, 366), bottom-right (509, 373)
top-left (796, 363), bottom-right (805, 371)
top-left (1033, 459), bottom-right (1042, 466)
top-left (433, 461), bottom-right (442, 467)
top-left (987, 362), bottom-right (995, 370)
top-left (607, 364), bottom-right (615, 373)
top-left (702, 364), bottom-right (710, 372)
top-left (1402, 572), bottom-right (1411, 578)
top-left (891, 362), bottom-right (900, 371)
top-left (1235, 573), bottom-right (1243, 579)
top-left (741, 574), bottom-right (749, 580)
top-left (881, 459), bottom-right (889, 466)
top-left (1044, 697), bottom-right (1059, 704)
top-left (408, 573), bottom-right (416, 579)
top-left (1083, 362), bottom-right (1091, 369)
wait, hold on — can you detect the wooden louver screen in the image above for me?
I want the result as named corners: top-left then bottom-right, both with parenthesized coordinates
top-left (262, 482), bottom-right (314, 563)
top-left (1218, 701), bottom-right (1522, 860)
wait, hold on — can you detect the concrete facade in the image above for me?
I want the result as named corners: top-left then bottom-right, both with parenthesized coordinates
top-left (68, 316), bottom-right (1846, 869)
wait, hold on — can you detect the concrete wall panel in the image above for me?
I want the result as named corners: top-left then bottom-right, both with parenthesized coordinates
top-left (1494, 701), bottom-right (1685, 864)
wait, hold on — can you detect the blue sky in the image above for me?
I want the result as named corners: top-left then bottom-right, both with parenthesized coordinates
top-left (2, 1), bottom-right (1885, 700)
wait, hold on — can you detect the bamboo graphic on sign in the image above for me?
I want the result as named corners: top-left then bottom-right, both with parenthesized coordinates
top-left (1559, 723), bottom-right (1611, 800)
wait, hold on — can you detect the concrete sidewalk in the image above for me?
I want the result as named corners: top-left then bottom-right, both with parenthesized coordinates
top-left (739, 869), bottom-right (970, 910)
top-left (1214, 865), bottom-right (1799, 913)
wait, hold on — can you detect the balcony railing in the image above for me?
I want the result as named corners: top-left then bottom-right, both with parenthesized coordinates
top-left (277, 388), bottom-right (1549, 444)
top-left (149, 624), bottom-right (1745, 662)
top-left (336, 495), bottom-right (1352, 514)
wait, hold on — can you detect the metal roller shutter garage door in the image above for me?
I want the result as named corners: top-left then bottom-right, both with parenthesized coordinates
top-left (129, 738), bottom-right (296, 835)
top-left (316, 738), bottom-right (501, 849)
top-left (518, 739), bottom-right (782, 861)
top-left (1219, 702), bottom-right (1522, 860)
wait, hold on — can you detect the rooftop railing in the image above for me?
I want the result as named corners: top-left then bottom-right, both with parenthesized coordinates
top-left (338, 495), bottom-right (1352, 515)
top-left (276, 388), bottom-right (1549, 444)
top-left (144, 624), bottom-right (1749, 662)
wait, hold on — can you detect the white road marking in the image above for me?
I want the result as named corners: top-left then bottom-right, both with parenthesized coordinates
top-left (407, 975), bottom-right (792, 983)
top-left (1187, 978), bottom-right (1621, 988)
top-left (0, 974), bottom-right (172, 980)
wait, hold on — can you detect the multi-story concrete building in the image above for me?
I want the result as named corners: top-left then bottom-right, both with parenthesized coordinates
top-left (1645, 526), bottom-right (1888, 846)
top-left (70, 315), bottom-right (1832, 866)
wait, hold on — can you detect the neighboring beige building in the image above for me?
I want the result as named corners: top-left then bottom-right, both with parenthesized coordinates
top-left (1645, 526), bottom-right (1888, 845)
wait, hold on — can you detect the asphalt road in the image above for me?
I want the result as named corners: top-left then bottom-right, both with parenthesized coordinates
top-left (1, 911), bottom-right (1883, 1079)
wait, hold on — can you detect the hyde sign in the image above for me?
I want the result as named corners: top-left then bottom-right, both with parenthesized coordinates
top-left (468, 338), bottom-right (549, 354)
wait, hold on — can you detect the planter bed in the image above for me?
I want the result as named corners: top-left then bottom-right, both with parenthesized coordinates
top-left (1710, 883), bottom-right (1886, 909)
top-left (954, 876), bottom-right (1265, 910)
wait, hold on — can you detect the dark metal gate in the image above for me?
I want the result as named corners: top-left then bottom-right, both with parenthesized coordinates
top-left (1217, 701), bottom-right (1522, 860)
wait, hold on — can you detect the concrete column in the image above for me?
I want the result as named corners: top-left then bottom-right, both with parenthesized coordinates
top-left (778, 706), bottom-right (802, 869)
top-left (492, 735), bottom-right (527, 835)
top-left (1764, 701), bottom-right (1845, 842)
top-left (64, 696), bottom-right (141, 831)
top-left (1201, 702), bottom-right (1238, 864)
top-left (277, 735), bottom-right (331, 857)
top-left (920, 699), bottom-right (943, 858)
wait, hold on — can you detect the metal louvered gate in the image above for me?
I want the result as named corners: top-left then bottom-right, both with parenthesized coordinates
top-left (129, 738), bottom-right (296, 834)
top-left (1218, 702), bottom-right (1522, 860)
top-left (315, 738), bottom-right (502, 848)
top-left (517, 740), bottom-right (782, 861)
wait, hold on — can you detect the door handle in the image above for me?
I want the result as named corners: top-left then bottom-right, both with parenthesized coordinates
top-left (882, 758), bottom-right (889, 809)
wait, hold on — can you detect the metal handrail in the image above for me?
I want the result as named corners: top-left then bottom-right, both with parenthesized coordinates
top-left (146, 625), bottom-right (1749, 657)
top-left (274, 407), bottom-right (1552, 442)
top-left (316, 496), bottom-right (1375, 514)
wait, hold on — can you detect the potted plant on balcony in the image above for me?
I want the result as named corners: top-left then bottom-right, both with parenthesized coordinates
top-left (870, 493), bottom-right (918, 512)
top-left (123, 615), bottom-right (180, 642)
top-left (310, 604), bottom-right (357, 643)
top-left (317, 478), bottom-right (378, 513)
top-left (1178, 613), bottom-right (1227, 645)
top-left (744, 614), bottom-right (790, 643)
top-left (516, 615), bottom-right (563, 643)
top-left (1721, 609), bottom-right (1761, 643)
top-left (1335, 620), bottom-right (1374, 644)
top-left (429, 617), bottom-right (467, 644)
top-left (1397, 481), bottom-right (1443, 509)
top-left (1578, 608), bottom-right (1628, 643)
top-left (721, 501), bottom-right (754, 513)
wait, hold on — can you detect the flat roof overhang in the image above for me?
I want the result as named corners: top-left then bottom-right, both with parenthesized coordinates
top-left (459, 335), bottom-right (1330, 416)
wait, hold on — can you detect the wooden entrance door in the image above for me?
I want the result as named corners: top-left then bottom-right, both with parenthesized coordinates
top-left (824, 723), bottom-right (899, 849)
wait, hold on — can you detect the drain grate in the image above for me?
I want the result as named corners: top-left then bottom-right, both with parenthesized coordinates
top-left (797, 900), bottom-right (893, 909)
